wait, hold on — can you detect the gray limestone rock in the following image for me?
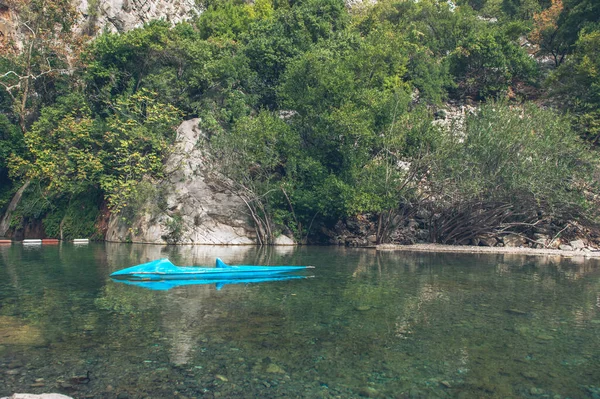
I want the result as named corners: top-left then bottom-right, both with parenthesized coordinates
top-left (106, 119), bottom-right (259, 244)
top-left (569, 239), bottom-right (586, 249)
top-left (77, 0), bottom-right (201, 34)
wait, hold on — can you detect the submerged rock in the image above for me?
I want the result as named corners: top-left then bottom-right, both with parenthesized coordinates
top-left (358, 386), bottom-right (381, 398)
top-left (266, 363), bottom-right (286, 374)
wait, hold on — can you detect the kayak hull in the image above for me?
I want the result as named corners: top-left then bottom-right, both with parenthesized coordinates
top-left (110, 258), bottom-right (313, 281)
top-left (112, 275), bottom-right (311, 291)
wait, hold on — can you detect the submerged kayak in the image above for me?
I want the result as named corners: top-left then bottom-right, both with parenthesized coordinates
top-left (110, 258), bottom-right (314, 281)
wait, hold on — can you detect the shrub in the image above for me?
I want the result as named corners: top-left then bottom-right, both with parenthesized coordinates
top-left (424, 101), bottom-right (597, 243)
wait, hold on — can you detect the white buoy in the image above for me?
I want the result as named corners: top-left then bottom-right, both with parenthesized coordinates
top-left (73, 239), bottom-right (89, 244)
top-left (23, 239), bottom-right (42, 244)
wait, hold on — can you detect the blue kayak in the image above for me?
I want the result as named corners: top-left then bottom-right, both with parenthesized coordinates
top-left (110, 258), bottom-right (314, 281)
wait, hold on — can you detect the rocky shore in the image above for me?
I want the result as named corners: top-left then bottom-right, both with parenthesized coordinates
top-left (375, 243), bottom-right (600, 258)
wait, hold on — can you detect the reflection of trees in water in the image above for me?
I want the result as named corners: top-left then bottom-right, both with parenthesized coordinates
top-left (0, 243), bottom-right (110, 345)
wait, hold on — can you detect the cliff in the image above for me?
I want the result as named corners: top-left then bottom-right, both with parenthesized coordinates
top-left (105, 119), bottom-right (261, 245)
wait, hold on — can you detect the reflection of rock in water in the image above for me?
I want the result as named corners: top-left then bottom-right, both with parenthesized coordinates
top-left (160, 283), bottom-right (250, 366)
top-left (162, 286), bottom-right (213, 365)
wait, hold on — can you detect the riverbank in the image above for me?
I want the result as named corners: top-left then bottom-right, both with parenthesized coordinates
top-left (375, 243), bottom-right (600, 258)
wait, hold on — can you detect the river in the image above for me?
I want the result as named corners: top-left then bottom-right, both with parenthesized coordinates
top-left (1, 243), bottom-right (599, 398)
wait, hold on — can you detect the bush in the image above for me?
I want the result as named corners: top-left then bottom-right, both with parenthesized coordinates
top-left (424, 101), bottom-right (597, 243)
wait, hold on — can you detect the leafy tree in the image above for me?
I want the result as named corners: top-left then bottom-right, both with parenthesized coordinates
top-left (530, 0), bottom-right (600, 66)
top-left (98, 90), bottom-right (182, 212)
top-left (276, 29), bottom-right (438, 239)
top-left (550, 29), bottom-right (600, 142)
top-left (0, 115), bottom-right (23, 211)
top-left (450, 25), bottom-right (538, 99)
top-left (212, 110), bottom-right (299, 243)
top-left (197, 0), bottom-right (274, 40)
top-left (0, 0), bottom-right (81, 133)
top-left (9, 90), bottom-right (181, 213)
top-left (529, 0), bottom-right (567, 65)
top-left (502, 0), bottom-right (542, 20)
top-left (242, 0), bottom-right (349, 108)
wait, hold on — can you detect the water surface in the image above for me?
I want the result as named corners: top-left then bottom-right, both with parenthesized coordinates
top-left (1, 243), bottom-right (599, 398)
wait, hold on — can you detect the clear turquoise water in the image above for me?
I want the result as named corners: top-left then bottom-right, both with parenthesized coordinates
top-left (0, 243), bottom-right (599, 398)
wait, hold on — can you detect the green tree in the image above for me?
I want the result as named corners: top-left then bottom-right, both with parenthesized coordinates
top-left (212, 110), bottom-right (299, 243)
top-left (0, 0), bottom-right (80, 134)
top-left (450, 26), bottom-right (538, 99)
top-left (550, 29), bottom-right (600, 142)
top-left (9, 90), bottom-right (181, 213)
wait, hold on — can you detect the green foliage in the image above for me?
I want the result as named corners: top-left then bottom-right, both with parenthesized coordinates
top-left (0, 0), bottom-right (79, 133)
top-left (2, 0), bottom-right (599, 243)
top-left (42, 190), bottom-right (102, 240)
top-left (550, 29), bottom-right (600, 142)
top-left (502, 0), bottom-right (542, 19)
top-left (427, 102), bottom-right (596, 224)
top-left (9, 90), bottom-right (181, 214)
top-left (163, 212), bottom-right (187, 243)
top-left (99, 89), bottom-right (181, 212)
top-left (9, 94), bottom-right (103, 194)
top-left (0, 115), bottom-right (23, 172)
top-left (449, 25), bottom-right (538, 99)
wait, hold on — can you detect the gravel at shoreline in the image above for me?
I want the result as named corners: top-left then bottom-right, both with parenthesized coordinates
top-left (375, 243), bottom-right (600, 257)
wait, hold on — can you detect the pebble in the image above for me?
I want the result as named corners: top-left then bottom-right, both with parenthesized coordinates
top-left (530, 387), bottom-right (544, 395)
top-left (522, 371), bottom-right (538, 379)
top-left (355, 305), bottom-right (372, 311)
top-left (440, 380), bottom-right (451, 388)
top-left (266, 363), bottom-right (285, 374)
top-left (358, 386), bottom-right (380, 398)
top-left (215, 374), bottom-right (228, 382)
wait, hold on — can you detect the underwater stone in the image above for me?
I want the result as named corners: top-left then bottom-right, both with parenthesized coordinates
top-left (529, 387), bottom-right (544, 395)
top-left (358, 386), bottom-right (381, 398)
top-left (521, 371), bottom-right (538, 379)
top-left (266, 364), bottom-right (285, 374)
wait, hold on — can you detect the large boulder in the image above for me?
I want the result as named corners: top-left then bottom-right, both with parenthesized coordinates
top-left (106, 119), bottom-right (257, 245)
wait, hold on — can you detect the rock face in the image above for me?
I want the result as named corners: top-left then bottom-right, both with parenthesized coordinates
top-left (78, 0), bottom-right (201, 34)
top-left (106, 119), bottom-right (258, 245)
